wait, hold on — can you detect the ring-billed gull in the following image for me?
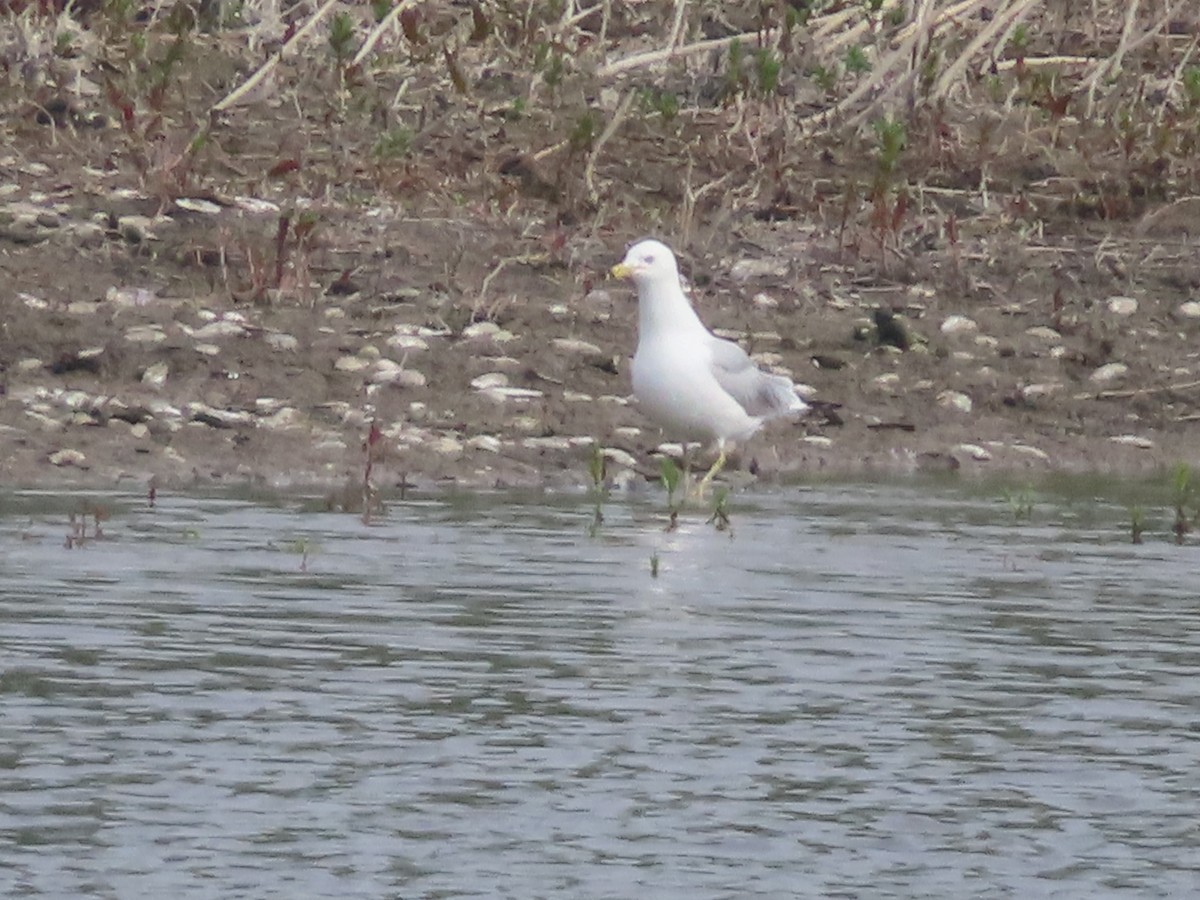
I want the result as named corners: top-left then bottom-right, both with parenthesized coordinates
top-left (611, 238), bottom-right (807, 489)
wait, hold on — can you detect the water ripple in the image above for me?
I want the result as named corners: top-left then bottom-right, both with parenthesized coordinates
top-left (1, 486), bottom-right (1198, 898)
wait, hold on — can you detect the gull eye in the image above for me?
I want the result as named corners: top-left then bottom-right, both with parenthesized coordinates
top-left (643, 254), bottom-right (655, 264)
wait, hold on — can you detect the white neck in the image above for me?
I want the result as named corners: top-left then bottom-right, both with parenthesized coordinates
top-left (637, 278), bottom-right (707, 339)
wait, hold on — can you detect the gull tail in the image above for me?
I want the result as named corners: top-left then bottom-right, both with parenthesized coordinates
top-left (757, 373), bottom-right (809, 421)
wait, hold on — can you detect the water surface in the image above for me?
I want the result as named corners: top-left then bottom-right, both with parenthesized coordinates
top-left (2, 484), bottom-right (1198, 898)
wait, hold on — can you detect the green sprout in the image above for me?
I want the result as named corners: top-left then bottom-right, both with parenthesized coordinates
top-left (754, 49), bottom-right (782, 95)
top-left (706, 487), bottom-right (732, 534)
top-left (569, 109), bottom-right (599, 152)
top-left (845, 45), bottom-right (871, 75)
top-left (587, 443), bottom-right (607, 492)
top-left (640, 88), bottom-right (679, 122)
top-left (1009, 24), bottom-right (1030, 58)
top-left (874, 116), bottom-right (907, 176)
top-left (1129, 505), bottom-right (1144, 544)
top-left (372, 126), bottom-right (413, 160)
top-left (811, 64), bottom-right (838, 94)
top-left (660, 456), bottom-right (683, 531)
top-left (370, 0), bottom-right (393, 23)
top-left (328, 12), bottom-right (357, 68)
top-left (1171, 463), bottom-right (1192, 544)
top-left (1003, 486), bottom-right (1035, 521)
top-left (1183, 67), bottom-right (1200, 109)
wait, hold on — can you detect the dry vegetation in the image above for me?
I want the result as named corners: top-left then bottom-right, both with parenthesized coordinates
top-left (4, 0), bottom-right (1199, 258)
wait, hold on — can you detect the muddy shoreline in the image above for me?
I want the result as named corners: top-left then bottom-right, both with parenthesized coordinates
top-left (3, 6), bottom-right (1200, 495)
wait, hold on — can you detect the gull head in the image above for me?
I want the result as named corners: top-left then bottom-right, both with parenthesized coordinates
top-left (610, 239), bottom-right (679, 289)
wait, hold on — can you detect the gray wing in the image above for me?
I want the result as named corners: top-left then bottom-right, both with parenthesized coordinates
top-left (707, 334), bottom-right (807, 419)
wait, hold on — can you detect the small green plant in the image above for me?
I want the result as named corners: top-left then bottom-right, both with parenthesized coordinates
top-left (373, 126), bottom-right (413, 160)
top-left (1183, 67), bottom-right (1200, 110)
top-left (587, 444), bottom-right (606, 492)
top-left (534, 42), bottom-right (566, 88)
top-left (723, 38), bottom-right (747, 99)
top-left (754, 49), bottom-right (782, 96)
top-left (1129, 505), bottom-right (1145, 544)
top-left (649, 552), bottom-right (660, 578)
top-left (328, 12), bottom-right (357, 72)
top-left (370, 0), bottom-right (393, 23)
top-left (586, 444), bottom-right (606, 537)
top-left (1003, 486), bottom-right (1035, 521)
top-left (706, 487), bottom-right (732, 534)
top-left (1171, 463), bottom-right (1192, 545)
top-left (660, 456), bottom-right (683, 531)
top-left (811, 64), bottom-right (838, 94)
top-left (569, 109), bottom-right (599, 152)
top-left (873, 116), bottom-right (907, 176)
top-left (1008, 23), bottom-right (1030, 59)
top-left (639, 88), bottom-right (679, 122)
top-left (845, 45), bottom-right (871, 76)
top-left (285, 537), bottom-right (318, 572)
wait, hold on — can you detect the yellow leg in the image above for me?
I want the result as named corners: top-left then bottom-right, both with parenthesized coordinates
top-left (693, 446), bottom-right (728, 496)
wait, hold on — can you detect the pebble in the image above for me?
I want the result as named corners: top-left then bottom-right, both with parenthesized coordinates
top-left (484, 387), bottom-right (544, 401)
top-left (506, 415), bottom-right (541, 433)
top-left (430, 435), bottom-right (464, 456)
top-left (1110, 434), bottom-right (1154, 449)
top-left (125, 325), bottom-right (167, 344)
top-left (261, 408), bottom-right (302, 429)
top-left (522, 436), bottom-right (573, 451)
top-left (142, 362), bottom-right (168, 389)
top-left (264, 332), bottom-right (299, 352)
top-left (371, 360), bottom-right (427, 387)
top-left (1025, 326), bottom-right (1062, 341)
top-left (387, 333), bottom-right (430, 351)
top-left (334, 355), bottom-right (370, 373)
top-left (1010, 444), bottom-right (1050, 461)
top-left (1022, 382), bottom-right (1062, 400)
top-left (190, 318), bottom-right (246, 340)
top-left (730, 257), bottom-right (788, 281)
top-left (48, 448), bottom-right (87, 467)
top-left (802, 435), bottom-right (834, 447)
top-left (187, 404), bottom-right (255, 428)
top-left (471, 373), bottom-right (508, 390)
top-left (955, 443), bottom-right (992, 461)
top-left (175, 198), bottom-right (222, 215)
top-left (752, 292), bottom-right (779, 309)
top-left (1176, 301), bottom-right (1200, 318)
top-left (602, 447), bottom-right (639, 469)
top-left (937, 390), bottom-right (973, 413)
top-left (552, 337), bottom-right (604, 356)
top-left (462, 321), bottom-right (516, 342)
top-left (1106, 296), bottom-right (1138, 317)
top-left (1089, 362), bottom-right (1128, 385)
top-left (941, 315), bottom-right (978, 334)
top-left (466, 435), bottom-right (503, 453)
